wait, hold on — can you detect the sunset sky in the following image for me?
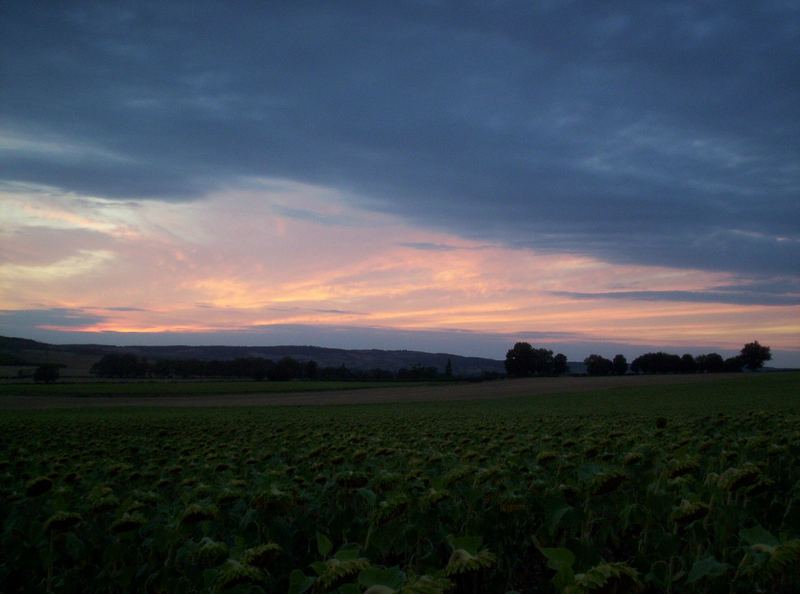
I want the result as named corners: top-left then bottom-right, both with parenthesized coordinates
top-left (1, 2), bottom-right (798, 365)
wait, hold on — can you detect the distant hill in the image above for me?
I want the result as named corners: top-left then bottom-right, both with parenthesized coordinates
top-left (0, 335), bottom-right (507, 377)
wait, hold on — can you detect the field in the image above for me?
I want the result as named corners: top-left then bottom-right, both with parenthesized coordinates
top-left (0, 380), bottom-right (419, 399)
top-left (0, 372), bottom-right (755, 409)
top-left (1, 373), bottom-right (798, 593)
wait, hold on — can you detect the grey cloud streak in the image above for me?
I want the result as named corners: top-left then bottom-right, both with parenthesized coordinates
top-left (1, 1), bottom-right (798, 278)
top-left (552, 290), bottom-right (800, 307)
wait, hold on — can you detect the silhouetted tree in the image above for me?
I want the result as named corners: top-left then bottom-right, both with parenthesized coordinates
top-left (249, 358), bottom-right (270, 381)
top-left (397, 364), bottom-right (438, 381)
top-left (553, 353), bottom-right (568, 376)
top-left (267, 357), bottom-right (302, 381)
top-left (33, 364), bottom-right (59, 383)
top-left (504, 342), bottom-right (556, 377)
top-left (505, 342), bottom-right (534, 377)
top-left (695, 353), bottom-right (724, 373)
top-left (630, 352), bottom-right (682, 374)
top-left (584, 354), bottom-right (613, 376)
top-left (445, 358), bottom-right (453, 378)
top-left (365, 368), bottom-right (394, 380)
top-left (531, 348), bottom-right (555, 375)
top-left (679, 354), bottom-right (697, 374)
top-left (612, 354), bottom-right (628, 375)
top-left (740, 341), bottom-right (771, 370)
top-left (303, 360), bottom-right (318, 379)
top-left (723, 356), bottom-right (744, 372)
top-left (91, 353), bottom-right (148, 378)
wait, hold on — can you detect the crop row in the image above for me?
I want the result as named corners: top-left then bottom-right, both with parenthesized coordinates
top-left (1, 407), bottom-right (798, 593)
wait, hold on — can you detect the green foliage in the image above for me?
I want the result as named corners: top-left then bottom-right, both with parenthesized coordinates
top-left (687, 556), bottom-right (729, 583)
top-left (537, 546), bottom-right (575, 590)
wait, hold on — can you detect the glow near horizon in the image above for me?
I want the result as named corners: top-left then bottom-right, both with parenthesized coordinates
top-left (1, 179), bottom-right (798, 358)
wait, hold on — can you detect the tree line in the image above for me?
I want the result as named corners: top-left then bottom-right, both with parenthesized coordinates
top-left (506, 341), bottom-right (772, 377)
top-left (88, 353), bottom-right (455, 382)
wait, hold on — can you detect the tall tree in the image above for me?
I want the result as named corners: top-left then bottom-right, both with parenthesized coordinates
top-left (553, 353), bottom-right (568, 376)
top-left (504, 343), bottom-right (555, 377)
top-left (695, 353), bottom-right (724, 373)
top-left (679, 354), bottom-right (697, 374)
top-left (530, 348), bottom-right (555, 375)
top-left (723, 356), bottom-right (744, 372)
top-left (505, 342), bottom-right (534, 377)
top-left (612, 354), bottom-right (628, 375)
top-left (585, 354), bottom-right (613, 376)
top-left (739, 341), bottom-right (771, 370)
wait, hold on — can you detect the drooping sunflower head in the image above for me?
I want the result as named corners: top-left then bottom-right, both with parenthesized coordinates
top-left (316, 556), bottom-right (371, 590)
top-left (252, 484), bottom-right (294, 512)
top-left (671, 500), bottom-right (710, 529)
top-left (335, 470), bottom-right (369, 489)
top-left (89, 485), bottom-right (120, 513)
top-left (401, 575), bottom-right (452, 594)
top-left (421, 487), bottom-right (450, 509)
top-left (374, 496), bottom-right (409, 523)
top-left (623, 452), bottom-right (644, 466)
top-left (536, 451), bottom-right (559, 466)
top-left (215, 559), bottom-right (264, 591)
top-left (180, 502), bottom-right (219, 525)
top-left (718, 464), bottom-right (761, 493)
top-left (25, 476), bottom-right (53, 497)
top-left (589, 471), bottom-right (627, 497)
top-left (44, 511), bottom-right (82, 534)
top-left (111, 512), bottom-right (147, 533)
top-left (444, 548), bottom-right (496, 576)
top-left (566, 561), bottom-right (642, 593)
top-left (241, 543), bottom-right (282, 568)
top-left (197, 537), bottom-right (229, 567)
top-left (666, 457), bottom-right (700, 479)
top-left (762, 540), bottom-right (800, 577)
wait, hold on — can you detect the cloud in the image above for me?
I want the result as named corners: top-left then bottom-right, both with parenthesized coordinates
top-left (2, 186), bottom-right (797, 359)
top-left (0, 249), bottom-right (115, 282)
top-left (1, 2), bottom-right (797, 276)
top-left (270, 204), bottom-right (360, 227)
top-left (0, 308), bottom-right (107, 331)
top-left (398, 242), bottom-right (460, 251)
top-left (553, 289), bottom-right (800, 307)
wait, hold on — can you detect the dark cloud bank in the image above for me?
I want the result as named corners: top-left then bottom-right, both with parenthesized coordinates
top-left (2, 2), bottom-right (799, 317)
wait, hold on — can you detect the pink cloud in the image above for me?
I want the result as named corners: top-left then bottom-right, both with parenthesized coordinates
top-left (2, 181), bottom-right (798, 351)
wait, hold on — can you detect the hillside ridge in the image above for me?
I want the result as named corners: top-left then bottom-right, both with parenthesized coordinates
top-left (0, 335), bottom-right (506, 376)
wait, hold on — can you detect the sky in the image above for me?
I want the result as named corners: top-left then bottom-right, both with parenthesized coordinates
top-left (1, 1), bottom-right (799, 365)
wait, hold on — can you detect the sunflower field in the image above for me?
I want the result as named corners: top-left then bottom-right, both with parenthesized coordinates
top-left (1, 374), bottom-right (799, 593)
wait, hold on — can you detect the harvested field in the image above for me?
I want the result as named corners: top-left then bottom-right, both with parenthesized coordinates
top-left (0, 372), bottom-right (761, 409)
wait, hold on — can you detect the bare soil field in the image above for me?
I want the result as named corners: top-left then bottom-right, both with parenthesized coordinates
top-left (0, 373), bottom-right (752, 409)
